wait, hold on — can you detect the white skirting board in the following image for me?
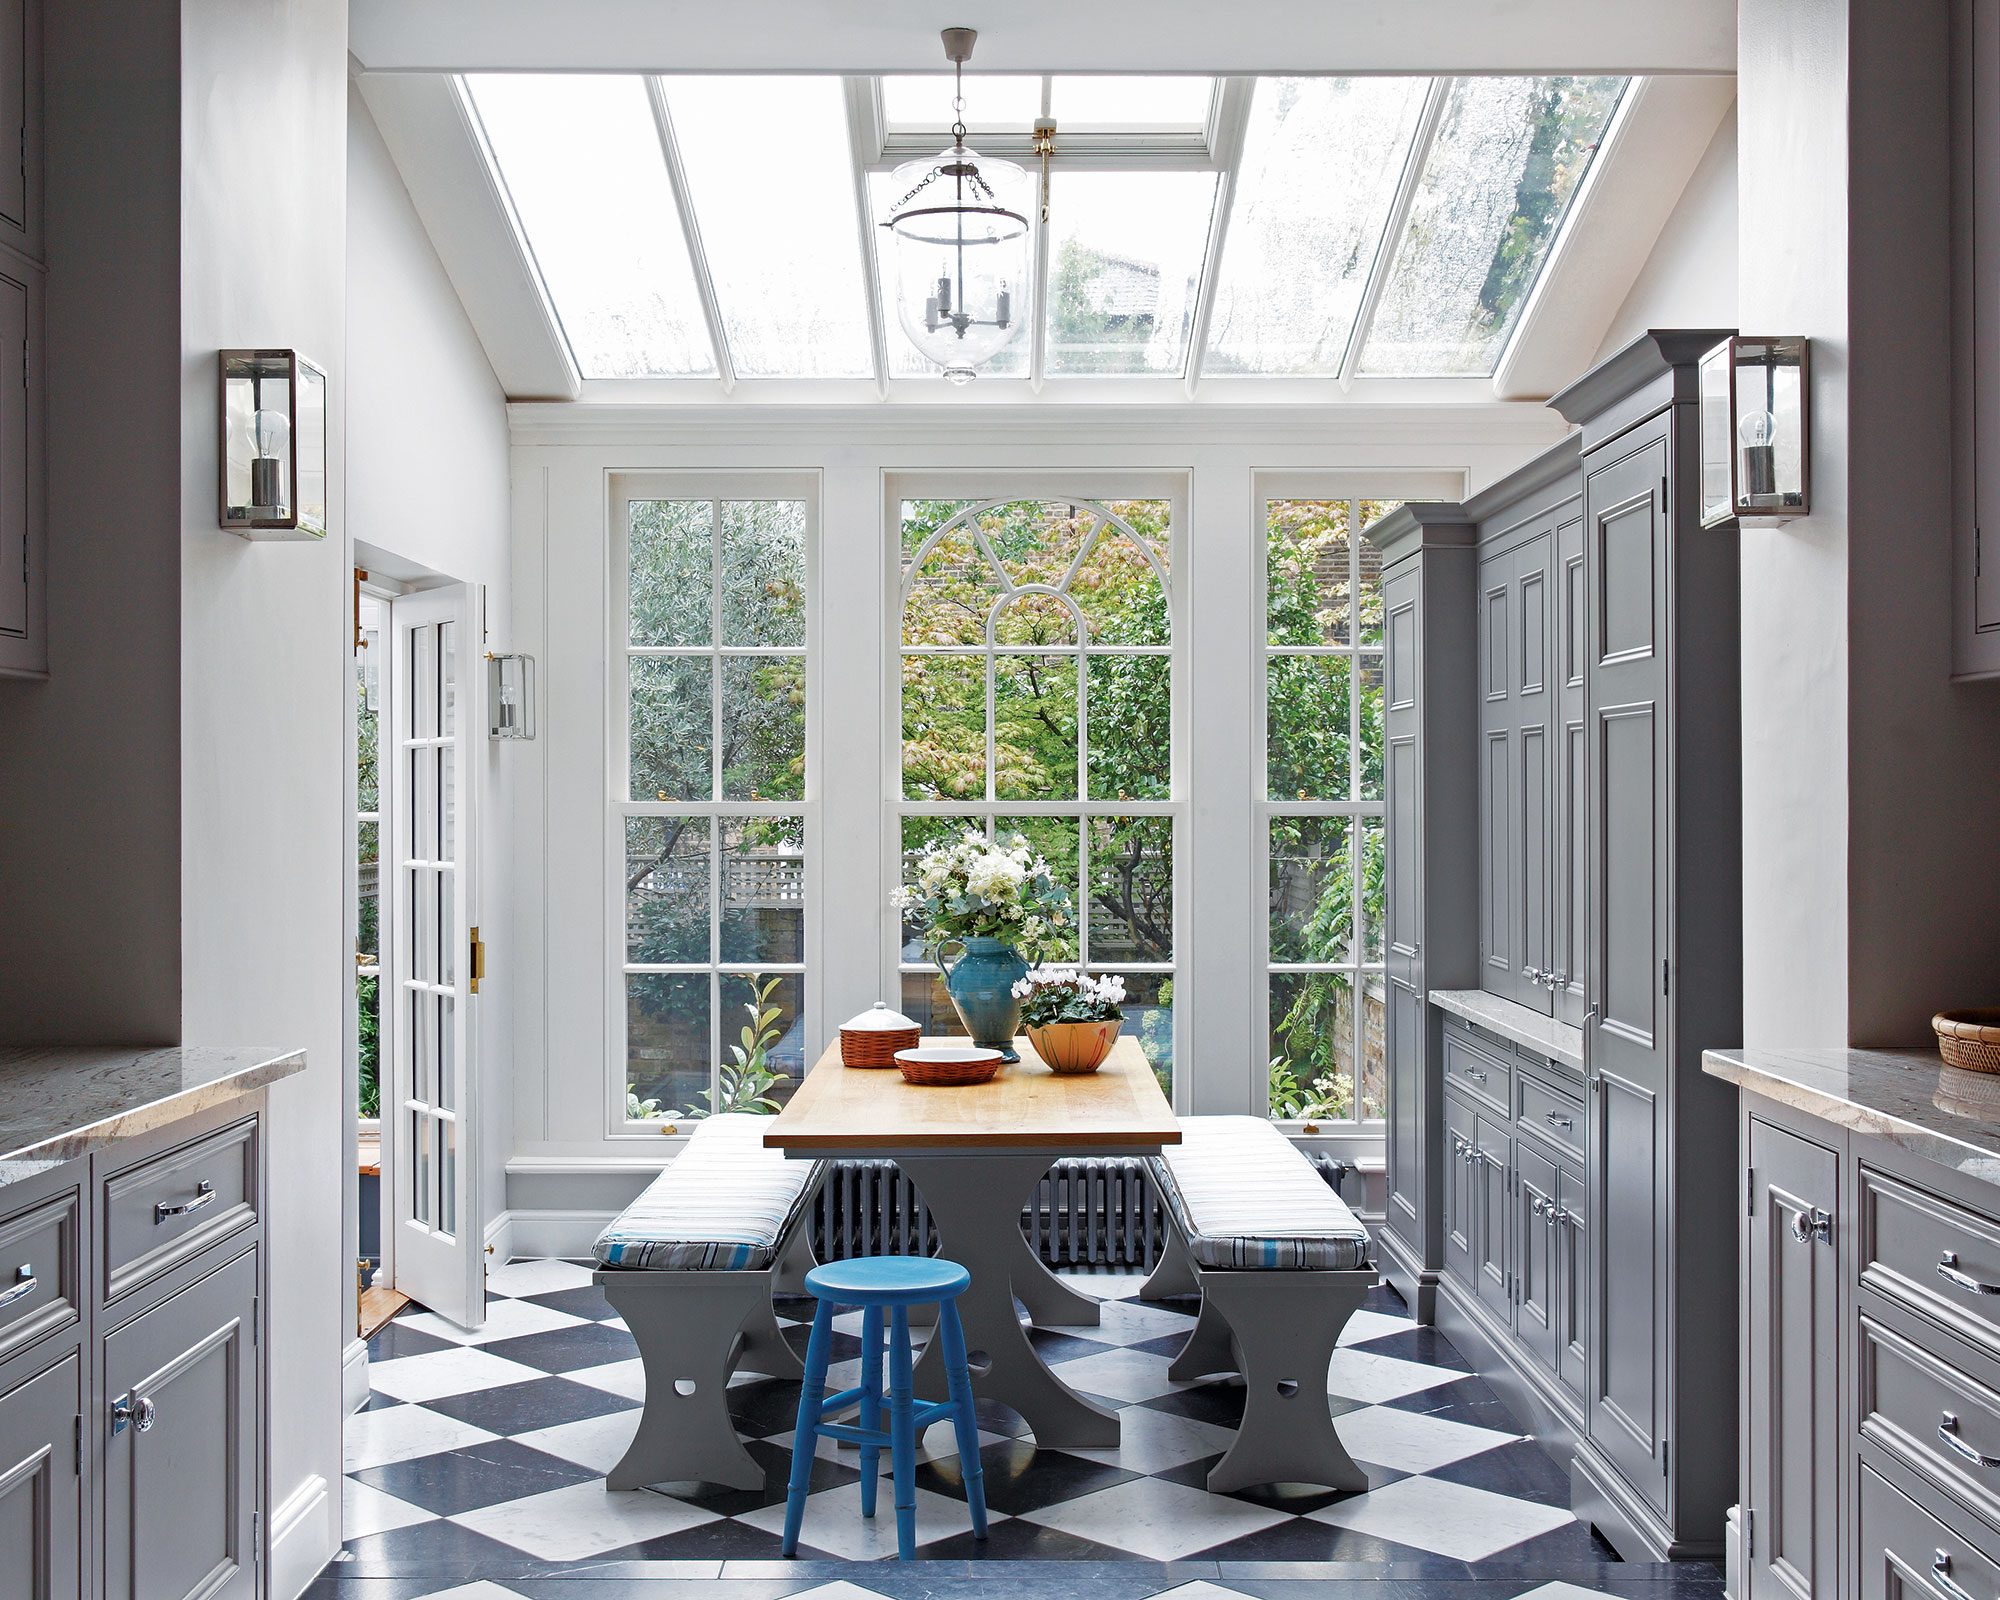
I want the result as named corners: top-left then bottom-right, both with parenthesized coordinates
top-left (269, 1473), bottom-right (333, 1600)
top-left (342, 1338), bottom-right (369, 1416)
top-left (500, 1208), bottom-right (617, 1262)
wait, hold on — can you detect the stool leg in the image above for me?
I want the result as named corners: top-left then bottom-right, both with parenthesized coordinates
top-left (888, 1304), bottom-right (918, 1560)
top-left (936, 1298), bottom-right (987, 1539)
top-left (780, 1298), bottom-right (836, 1557)
top-left (858, 1305), bottom-right (883, 1519)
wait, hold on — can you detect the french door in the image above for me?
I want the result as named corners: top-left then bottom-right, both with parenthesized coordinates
top-left (384, 585), bottom-right (484, 1327)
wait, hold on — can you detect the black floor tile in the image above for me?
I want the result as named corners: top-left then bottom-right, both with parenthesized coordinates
top-left (595, 1519), bottom-right (803, 1561)
top-left (481, 1322), bottom-right (642, 1375)
top-left (914, 1437), bottom-right (1139, 1515)
top-left (1132, 1381), bottom-right (1246, 1428)
top-left (366, 1322), bottom-right (457, 1361)
top-left (726, 1376), bottom-right (809, 1438)
top-left (516, 1285), bottom-right (621, 1322)
top-left (645, 1438), bottom-right (861, 1517)
top-left (1187, 1519), bottom-right (1466, 1566)
top-left (421, 1376), bottom-right (638, 1436)
top-left (351, 1437), bottom-right (598, 1515)
top-left (1150, 1453), bottom-right (1406, 1513)
top-left (910, 1518), bottom-right (1142, 1562)
top-left (339, 1517), bottom-right (543, 1576)
top-left (1027, 1329), bottom-right (1118, 1364)
top-left (1425, 1437), bottom-right (1573, 1506)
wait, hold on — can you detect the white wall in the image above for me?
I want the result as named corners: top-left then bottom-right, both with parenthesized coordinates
top-left (1593, 109), bottom-right (1738, 365)
top-left (347, 80), bottom-right (515, 1242)
top-left (179, 1), bottom-right (352, 1593)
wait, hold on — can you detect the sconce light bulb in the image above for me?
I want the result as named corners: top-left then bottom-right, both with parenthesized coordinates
top-left (1738, 410), bottom-right (1777, 449)
top-left (252, 408), bottom-right (291, 461)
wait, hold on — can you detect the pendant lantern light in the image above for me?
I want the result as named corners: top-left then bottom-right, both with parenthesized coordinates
top-left (881, 28), bottom-right (1035, 383)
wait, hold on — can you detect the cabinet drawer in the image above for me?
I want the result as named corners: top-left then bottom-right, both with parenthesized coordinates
top-left (1443, 1034), bottom-right (1510, 1115)
top-left (1861, 1462), bottom-right (2000, 1600)
top-left (1860, 1166), bottom-right (2000, 1364)
top-left (1861, 1314), bottom-right (2000, 1532)
top-left (1517, 1072), bottom-right (1583, 1157)
top-left (0, 1186), bottom-right (78, 1364)
top-left (102, 1118), bottom-right (257, 1303)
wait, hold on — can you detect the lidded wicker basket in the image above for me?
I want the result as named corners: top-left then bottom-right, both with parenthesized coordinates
top-left (1936, 1011), bottom-right (2000, 1075)
top-left (839, 1002), bottom-right (923, 1068)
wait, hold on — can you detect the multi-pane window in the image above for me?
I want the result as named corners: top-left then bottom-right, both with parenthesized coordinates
top-left (620, 496), bottom-right (810, 1124)
top-left (1264, 498), bottom-right (1395, 1121)
top-left (896, 498), bottom-right (1175, 1094)
top-left (356, 596), bottom-right (382, 1123)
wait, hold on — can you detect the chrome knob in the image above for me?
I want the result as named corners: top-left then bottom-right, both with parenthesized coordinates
top-left (111, 1393), bottom-right (155, 1435)
top-left (1790, 1207), bottom-right (1832, 1245)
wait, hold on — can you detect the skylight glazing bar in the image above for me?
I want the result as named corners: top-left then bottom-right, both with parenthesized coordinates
top-left (1337, 77), bottom-right (1450, 390)
top-left (843, 76), bottom-right (892, 398)
top-left (1182, 77), bottom-right (1256, 397)
top-left (644, 77), bottom-right (735, 393)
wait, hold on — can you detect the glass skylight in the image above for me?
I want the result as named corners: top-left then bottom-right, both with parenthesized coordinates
top-left (1359, 76), bottom-right (1625, 377)
top-left (880, 74), bottom-right (1043, 131)
top-left (1204, 77), bottom-right (1431, 376)
top-left (464, 74), bottom-right (713, 379)
top-left (1048, 77), bottom-right (1215, 129)
top-left (1044, 170), bottom-right (1219, 375)
top-left (662, 77), bottom-right (874, 379)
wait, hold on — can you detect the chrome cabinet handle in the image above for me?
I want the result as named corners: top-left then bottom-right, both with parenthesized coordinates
top-left (111, 1393), bottom-right (155, 1435)
top-left (1790, 1208), bottom-right (1831, 1245)
top-left (1530, 1195), bottom-right (1547, 1216)
top-left (1939, 1253), bottom-right (2000, 1295)
top-left (1545, 1110), bottom-right (1573, 1131)
top-left (1932, 1548), bottom-right (1984, 1600)
top-left (1551, 1207), bottom-right (1572, 1227)
top-left (1939, 1413), bottom-right (2000, 1469)
top-left (1464, 1067), bottom-right (1487, 1083)
top-left (0, 1264), bottom-right (36, 1309)
top-left (155, 1181), bottom-right (214, 1223)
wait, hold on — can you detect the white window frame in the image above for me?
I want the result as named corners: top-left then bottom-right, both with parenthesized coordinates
top-left (882, 472), bottom-right (1189, 1107)
top-left (607, 471), bottom-right (821, 1138)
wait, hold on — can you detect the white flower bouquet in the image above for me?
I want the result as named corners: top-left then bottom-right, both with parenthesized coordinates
top-left (891, 830), bottom-right (1076, 963)
top-left (1011, 967), bottom-right (1127, 1027)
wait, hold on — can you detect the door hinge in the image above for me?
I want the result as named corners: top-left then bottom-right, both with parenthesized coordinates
top-left (72, 1414), bottom-right (80, 1473)
top-left (253, 1510), bottom-right (261, 1566)
top-left (470, 925), bottom-right (485, 995)
top-left (253, 1296), bottom-right (260, 1344)
top-left (1744, 1505), bottom-right (1752, 1559)
top-left (1747, 1168), bottom-right (1756, 1216)
top-left (1662, 959), bottom-right (1670, 996)
top-left (1661, 475), bottom-right (1669, 510)
top-left (1980, 525), bottom-right (1985, 578)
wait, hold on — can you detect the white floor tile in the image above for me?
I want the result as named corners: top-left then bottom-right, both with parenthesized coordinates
top-left (1062, 1404), bottom-right (1240, 1475)
top-left (486, 1259), bottom-right (599, 1298)
top-left (406, 1584), bottom-right (535, 1600)
top-left (514, 1410), bottom-right (642, 1475)
top-left (343, 1404), bottom-right (500, 1473)
top-left (1328, 1405), bottom-right (1520, 1474)
top-left (1323, 1347), bottom-right (1465, 1404)
top-left (1337, 1309), bottom-right (1419, 1347)
top-left (452, 1478), bottom-right (717, 1561)
top-left (1148, 1584), bottom-right (1260, 1600)
top-left (1048, 1347), bottom-right (1184, 1404)
top-left (782, 1582), bottom-right (903, 1600)
top-left (342, 1477), bottom-right (436, 1539)
top-left (1307, 1474), bottom-right (1575, 1560)
top-left (735, 1480), bottom-right (999, 1559)
top-left (1089, 1298), bottom-right (1198, 1346)
top-left (770, 1418), bottom-right (1006, 1476)
top-left (1510, 1586), bottom-right (1623, 1600)
top-left (367, 1347), bottom-right (547, 1404)
top-left (565, 1358), bottom-right (647, 1402)
top-left (399, 1297), bottom-right (587, 1347)
top-left (1017, 1474), bottom-right (1288, 1561)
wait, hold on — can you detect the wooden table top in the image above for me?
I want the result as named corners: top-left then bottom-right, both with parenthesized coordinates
top-left (764, 1035), bottom-right (1181, 1154)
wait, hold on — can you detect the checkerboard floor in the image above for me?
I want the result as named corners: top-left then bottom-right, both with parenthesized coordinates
top-left (327, 1259), bottom-right (1725, 1596)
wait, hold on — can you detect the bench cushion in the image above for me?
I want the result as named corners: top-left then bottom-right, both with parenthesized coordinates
top-left (594, 1114), bottom-right (821, 1270)
top-left (1151, 1116), bottom-right (1369, 1270)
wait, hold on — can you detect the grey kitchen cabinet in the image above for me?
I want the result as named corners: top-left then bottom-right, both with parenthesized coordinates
top-left (1474, 1108), bottom-right (1515, 1328)
top-left (0, 1350), bottom-right (80, 1600)
top-left (1517, 1141), bottom-right (1562, 1378)
top-left (0, 0), bottom-right (40, 680)
top-left (1443, 1088), bottom-right (1479, 1292)
top-left (1368, 505), bottom-right (1481, 1324)
top-left (1553, 513), bottom-right (1588, 1028)
top-left (1556, 1157), bottom-right (1591, 1404)
top-left (1745, 1119), bottom-right (1840, 1600)
top-left (1955, 0), bottom-right (2000, 676)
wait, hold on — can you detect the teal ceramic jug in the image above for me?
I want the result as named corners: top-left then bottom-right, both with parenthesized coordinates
top-left (936, 937), bottom-right (1028, 1062)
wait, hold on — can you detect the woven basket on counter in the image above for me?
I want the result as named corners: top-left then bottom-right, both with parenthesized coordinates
top-left (1934, 1010), bottom-right (2000, 1075)
top-left (839, 1002), bottom-right (923, 1068)
top-left (894, 1046), bottom-right (1003, 1087)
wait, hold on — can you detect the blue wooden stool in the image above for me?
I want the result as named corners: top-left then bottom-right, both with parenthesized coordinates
top-left (780, 1256), bottom-right (988, 1560)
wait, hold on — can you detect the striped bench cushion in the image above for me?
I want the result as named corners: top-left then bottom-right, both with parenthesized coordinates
top-left (594, 1114), bottom-right (822, 1271)
top-left (1151, 1115), bottom-right (1370, 1270)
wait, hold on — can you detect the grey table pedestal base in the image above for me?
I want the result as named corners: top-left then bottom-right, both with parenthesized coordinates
top-left (900, 1151), bottom-right (1120, 1449)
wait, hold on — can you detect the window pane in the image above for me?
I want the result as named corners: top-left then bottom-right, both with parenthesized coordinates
top-left (901, 969), bottom-right (967, 1036)
top-left (1205, 78), bottom-right (1429, 375)
top-left (1359, 816), bottom-right (1386, 962)
top-left (410, 865), bottom-right (437, 984)
top-left (998, 816), bottom-right (1080, 960)
top-left (464, 75), bottom-right (715, 379)
top-left (1358, 655), bottom-right (1385, 801)
top-left (437, 994), bottom-right (456, 1113)
top-left (1087, 816), bottom-right (1171, 962)
top-left (901, 815), bottom-right (982, 957)
top-left (719, 656), bottom-right (806, 801)
top-left (720, 973), bottom-right (804, 1110)
top-left (1269, 971), bottom-right (1356, 1119)
top-left (663, 77), bottom-right (873, 378)
top-left (1358, 973), bottom-right (1387, 1120)
top-left (904, 521), bottom-right (1000, 645)
top-left (720, 501), bottom-right (806, 646)
top-left (1045, 170), bottom-right (1219, 375)
top-left (627, 973), bottom-right (710, 1119)
top-left (1115, 971), bottom-right (1174, 1099)
top-left (1268, 499), bottom-right (1350, 646)
top-left (871, 175), bottom-right (1032, 379)
top-left (1270, 814), bottom-right (1354, 964)
top-left (626, 815), bottom-right (709, 963)
top-left (1087, 655), bottom-right (1170, 800)
top-left (631, 656), bottom-right (712, 801)
top-left (880, 74), bottom-right (1042, 131)
top-left (992, 591), bottom-right (1078, 647)
top-left (1071, 509), bottom-right (1171, 645)
top-left (1358, 500), bottom-right (1397, 647)
top-left (1267, 655), bottom-right (1350, 800)
top-left (1360, 76), bottom-right (1625, 376)
top-left (1049, 76), bottom-right (1214, 129)
top-left (357, 822), bottom-right (379, 962)
top-left (721, 816), bottom-right (804, 963)
top-left (630, 501), bottom-right (712, 646)
top-left (994, 654), bottom-right (1078, 800)
top-left (902, 654), bottom-right (986, 800)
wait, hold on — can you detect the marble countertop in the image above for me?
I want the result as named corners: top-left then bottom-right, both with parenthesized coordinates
top-left (0, 1044), bottom-right (306, 1189)
top-left (1704, 1046), bottom-right (2000, 1189)
top-left (1430, 988), bottom-right (1585, 1072)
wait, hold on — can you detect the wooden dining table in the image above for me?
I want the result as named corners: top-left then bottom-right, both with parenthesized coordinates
top-left (764, 1033), bottom-right (1180, 1449)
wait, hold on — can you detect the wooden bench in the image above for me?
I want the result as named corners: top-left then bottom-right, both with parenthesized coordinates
top-left (1139, 1115), bottom-right (1376, 1493)
top-left (592, 1114), bottom-right (824, 1490)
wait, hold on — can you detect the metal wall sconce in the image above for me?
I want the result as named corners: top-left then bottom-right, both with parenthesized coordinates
top-left (1699, 335), bottom-right (1810, 528)
top-left (488, 653), bottom-right (535, 740)
top-left (219, 349), bottom-right (328, 539)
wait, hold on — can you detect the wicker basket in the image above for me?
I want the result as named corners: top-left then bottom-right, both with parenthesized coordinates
top-left (840, 1002), bottom-right (923, 1068)
top-left (1935, 1010), bottom-right (2000, 1075)
top-left (895, 1046), bottom-right (1003, 1087)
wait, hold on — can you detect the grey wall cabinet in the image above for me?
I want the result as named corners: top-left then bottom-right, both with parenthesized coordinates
top-left (0, 0), bottom-right (45, 681)
top-left (1956, 0), bottom-right (2000, 677)
top-left (1554, 514), bottom-right (1588, 1029)
top-left (1369, 506), bottom-right (1481, 1324)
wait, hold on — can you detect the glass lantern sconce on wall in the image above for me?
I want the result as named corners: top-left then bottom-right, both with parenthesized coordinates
top-left (488, 653), bottom-right (535, 740)
top-left (219, 350), bottom-right (328, 540)
top-left (1699, 336), bottom-right (1810, 529)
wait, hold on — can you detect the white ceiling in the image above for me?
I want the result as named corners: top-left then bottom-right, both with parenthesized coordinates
top-left (350, 0), bottom-right (1736, 76)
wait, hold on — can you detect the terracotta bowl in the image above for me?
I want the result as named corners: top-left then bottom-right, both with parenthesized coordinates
top-left (1025, 1018), bottom-right (1121, 1074)
top-left (894, 1046), bottom-right (1004, 1087)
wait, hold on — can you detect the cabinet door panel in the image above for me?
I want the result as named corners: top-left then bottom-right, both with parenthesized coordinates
top-left (1387, 976), bottom-right (1423, 1238)
top-left (1748, 1120), bottom-right (1839, 1600)
top-left (104, 1250), bottom-right (257, 1600)
top-left (0, 270), bottom-right (24, 642)
top-left (1517, 1141), bottom-right (1560, 1377)
top-left (1514, 537), bottom-right (1553, 1014)
top-left (1444, 1092), bottom-right (1477, 1287)
top-left (1475, 1112), bottom-right (1513, 1327)
top-left (1558, 1158), bottom-right (1590, 1402)
top-left (1592, 1067), bottom-right (1666, 1510)
top-left (1478, 553), bottom-right (1515, 1003)
top-left (1555, 517), bottom-right (1587, 1025)
top-left (0, 1353), bottom-right (79, 1600)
